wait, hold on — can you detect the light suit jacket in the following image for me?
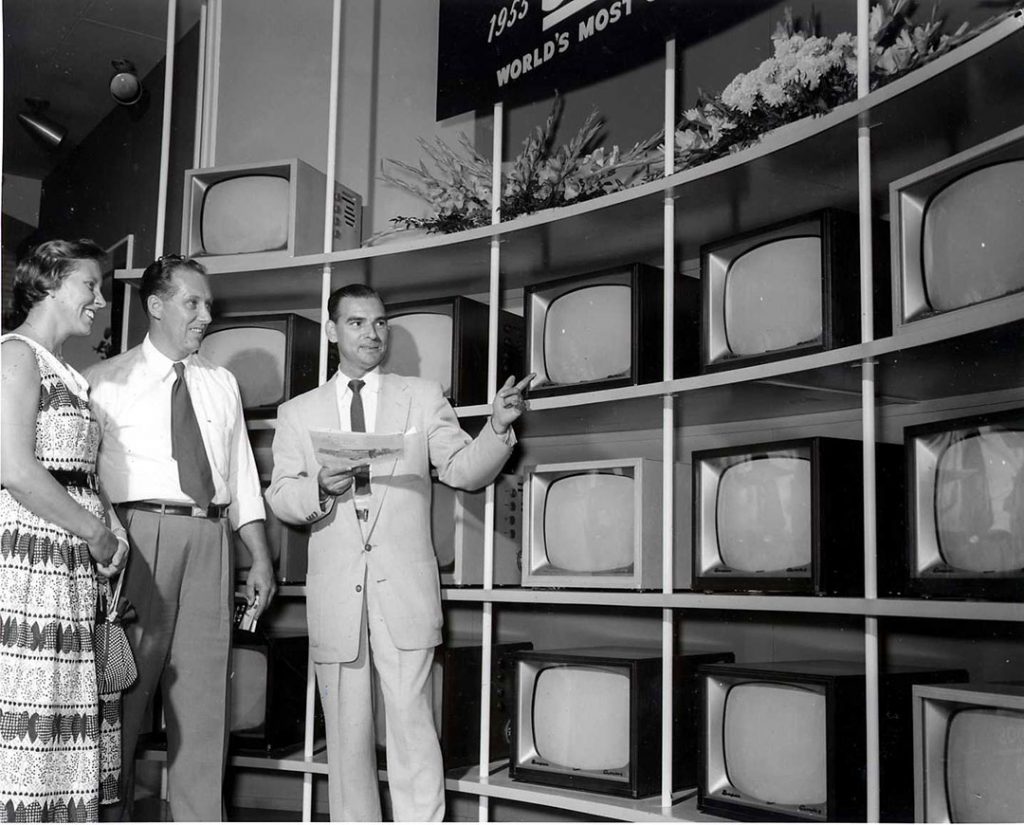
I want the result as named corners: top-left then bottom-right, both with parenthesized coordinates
top-left (266, 372), bottom-right (514, 663)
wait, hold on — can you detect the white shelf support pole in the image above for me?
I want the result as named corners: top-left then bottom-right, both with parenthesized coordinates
top-left (857, 0), bottom-right (881, 820)
top-left (661, 35), bottom-right (676, 811)
top-left (478, 99), bottom-right (504, 823)
top-left (154, 0), bottom-right (178, 256)
top-left (192, 2), bottom-right (207, 169)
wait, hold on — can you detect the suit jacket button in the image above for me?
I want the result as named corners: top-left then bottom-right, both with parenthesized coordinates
top-left (364, 544), bottom-right (372, 552)
top-left (355, 584), bottom-right (362, 592)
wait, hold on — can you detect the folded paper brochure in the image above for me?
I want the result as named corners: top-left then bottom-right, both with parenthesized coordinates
top-left (310, 429), bottom-right (407, 470)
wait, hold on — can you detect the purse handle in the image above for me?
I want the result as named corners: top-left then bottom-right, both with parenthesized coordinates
top-left (107, 571), bottom-right (127, 622)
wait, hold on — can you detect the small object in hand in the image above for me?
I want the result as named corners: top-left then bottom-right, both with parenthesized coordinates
top-left (234, 594), bottom-right (259, 632)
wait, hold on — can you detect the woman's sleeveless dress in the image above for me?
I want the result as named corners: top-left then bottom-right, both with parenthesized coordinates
top-left (0, 334), bottom-right (103, 822)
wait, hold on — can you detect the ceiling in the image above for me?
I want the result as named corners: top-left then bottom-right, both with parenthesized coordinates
top-left (3, 0), bottom-right (202, 181)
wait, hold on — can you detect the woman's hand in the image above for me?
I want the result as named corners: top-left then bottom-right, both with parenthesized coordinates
top-left (95, 530), bottom-right (130, 579)
top-left (86, 522), bottom-right (119, 566)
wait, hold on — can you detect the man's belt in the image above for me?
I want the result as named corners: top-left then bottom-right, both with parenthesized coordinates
top-left (121, 500), bottom-right (227, 519)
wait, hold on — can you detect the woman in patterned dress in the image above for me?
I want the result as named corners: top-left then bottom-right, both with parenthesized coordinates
top-left (1, 239), bottom-right (129, 822)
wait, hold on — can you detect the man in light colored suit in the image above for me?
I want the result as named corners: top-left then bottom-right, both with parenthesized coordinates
top-left (266, 283), bottom-right (529, 821)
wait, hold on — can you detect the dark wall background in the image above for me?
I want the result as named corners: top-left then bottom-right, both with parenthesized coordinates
top-left (37, 22), bottom-right (200, 263)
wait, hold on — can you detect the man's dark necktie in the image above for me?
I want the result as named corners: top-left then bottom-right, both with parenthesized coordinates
top-left (171, 362), bottom-right (215, 509)
top-left (349, 378), bottom-right (371, 495)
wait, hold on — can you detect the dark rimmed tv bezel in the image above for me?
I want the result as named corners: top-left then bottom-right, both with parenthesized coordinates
top-left (374, 640), bottom-right (533, 771)
top-left (201, 312), bottom-right (320, 419)
top-left (700, 208), bottom-right (881, 373)
top-left (697, 659), bottom-right (968, 823)
top-left (523, 262), bottom-right (692, 397)
top-left (229, 629), bottom-right (324, 758)
top-left (889, 407), bottom-right (1024, 601)
top-left (384, 294), bottom-right (524, 408)
top-left (691, 436), bottom-right (904, 597)
top-left (510, 647), bottom-right (734, 799)
top-left (889, 126), bottom-right (1024, 335)
top-left (327, 294), bottom-right (524, 408)
top-left (912, 682), bottom-right (1024, 822)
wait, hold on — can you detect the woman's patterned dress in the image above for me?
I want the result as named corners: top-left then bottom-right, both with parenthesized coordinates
top-left (0, 334), bottom-right (103, 822)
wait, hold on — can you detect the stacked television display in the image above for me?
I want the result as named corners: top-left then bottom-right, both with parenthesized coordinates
top-left (175, 122), bottom-right (1022, 818)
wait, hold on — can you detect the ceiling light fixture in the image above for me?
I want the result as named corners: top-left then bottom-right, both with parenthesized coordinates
top-left (110, 59), bottom-right (143, 106)
top-left (17, 98), bottom-right (67, 149)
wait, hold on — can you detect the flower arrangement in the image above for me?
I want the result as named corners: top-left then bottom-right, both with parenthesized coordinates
top-left (379, 1), bottom-right (1014, 236)
top-left (378, 98), bottom-right (659, 236)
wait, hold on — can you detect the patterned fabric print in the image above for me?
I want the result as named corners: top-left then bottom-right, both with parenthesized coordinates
top-left (0, 335), bottom-right (102, 822)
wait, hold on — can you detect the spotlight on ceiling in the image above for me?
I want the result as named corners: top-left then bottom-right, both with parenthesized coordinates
top-left (110, 59), bottom-right (143, 106)
top-left (17, 98), bottom-right (67, 149)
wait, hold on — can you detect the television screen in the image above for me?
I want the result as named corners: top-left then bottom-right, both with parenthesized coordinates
top-left (699, 660), bottom-right (968, 822)
top-left (198, 313), bottom-right (320, 418)
top-left (891, 127), bottom-right (1024, 333)
top-left (693, 437), bottom-right (904, 596)
top-left (181, 158), bottom-right (362, 264)
top-left (511, 647), bottom-right (734, 798)
top-left (723, 683), bottom-right (826, 806)
top-left (431, 474), bottom-right (522, 586)
top-left (522, 458), bottom-right (663, 590)
top-left (913, 682), bottom-right (1024, 823)
top-left (375, 296), bottom-right (524, 407)
top-left (373, 641), bottom-right (532, 769)
top-left (202, 175), bottom-right (291, 255)
top-left (894, 408), bottom-right (1024, 600)
top-left (524, 263), bottom-right (697, 396)
top-left (701, 209), bottom-right (884, 372)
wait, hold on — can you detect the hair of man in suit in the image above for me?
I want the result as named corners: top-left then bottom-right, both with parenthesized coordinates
top-left (327, 283), bottom-right (385, 323)
top-left (138, 253), bottom-right (208, 316)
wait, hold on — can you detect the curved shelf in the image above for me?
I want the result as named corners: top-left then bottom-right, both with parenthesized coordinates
top-left (119, 13), bottom-right (1023, 306)
top-left (441, 588), bottom-right (1024, 622)
top-left (447, 766), bottom-right (713, 823)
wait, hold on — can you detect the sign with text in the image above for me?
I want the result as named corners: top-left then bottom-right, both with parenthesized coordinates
top-left (436, 0), bottom-right (773, 120)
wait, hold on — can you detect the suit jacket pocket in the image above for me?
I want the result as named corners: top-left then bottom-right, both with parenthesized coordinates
top-left (372, 559), bottom-right (443, 650)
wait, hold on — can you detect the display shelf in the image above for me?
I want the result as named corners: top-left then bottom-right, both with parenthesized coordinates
top-left (137, 743), bottom-right (329, 775)
top-left (441, 588), bottom-right (1024, 622)
top-left (115, 264), bottom-right (325, 313)
top-left (446, 766), bottom-right (721, 823)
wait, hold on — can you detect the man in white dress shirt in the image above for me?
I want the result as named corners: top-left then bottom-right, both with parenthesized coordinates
top-left (85, 255), bottom-right (276, 821)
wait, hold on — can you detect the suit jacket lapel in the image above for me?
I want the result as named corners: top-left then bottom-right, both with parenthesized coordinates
top-left (367, 374), bottom-right (411, 525)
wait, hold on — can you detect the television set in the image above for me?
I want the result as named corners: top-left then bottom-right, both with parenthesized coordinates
top-left (890, 126), bottom-right (1024, 336)
top-left (233, 488), bottom-right (309, 585)
top-left (378, 295), bottom-right (523, 407)
top-left (509, 647), bottom-right (734, 798)
top-left (701, 208), bottom-right (888, 372)
top-left (698, 659), bottom-right (968, 822)
top-left (181, 158), bottom-right (362, 264)
top-left (431, 474), bottom-right (522, 586)
top-left (521, 458), bottom-right (663, 590)
top-left (693, 436), bottom-right (904, 596)
top-left (523, 263), bottom-right (696, 396)
top-left (198, 313), bottom-right (320, 418)
top-left (373, 640), bottom-right (532, 769)
top-left (229, 628), bottom-right (323, 756)
top-left (142, 628), bottom-right (323, 757)
top-left (889, 408), bottom-right (1023, 601)
top-left (913, 682), bottom-right (1024, 823)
